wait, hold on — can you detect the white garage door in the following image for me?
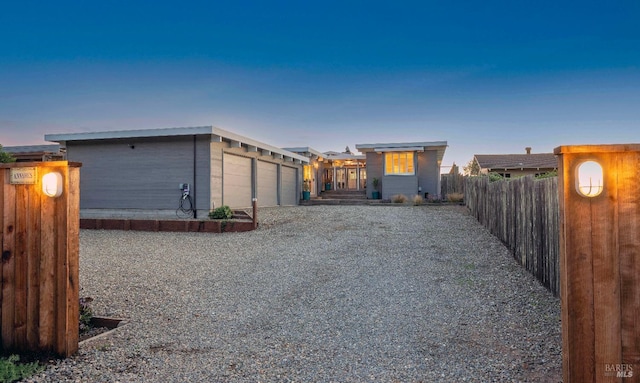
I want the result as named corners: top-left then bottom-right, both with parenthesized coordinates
top-left (257, 160), bottom-right (278, 207)
top-left (281, 166), bottom-right (298, 206)
top-left (223, 154), bottom-right (252, 208)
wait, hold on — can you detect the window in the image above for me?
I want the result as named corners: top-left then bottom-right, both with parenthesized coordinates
top-left (385, 152), bottom-right (414, 175)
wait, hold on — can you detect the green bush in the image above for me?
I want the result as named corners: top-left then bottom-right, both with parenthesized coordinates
top-left (209, 205), bottom-right (233, 219)
top-left (0, 355), bottom-right (44, 382)
top-left (535, 170), bottom-right (558, 179)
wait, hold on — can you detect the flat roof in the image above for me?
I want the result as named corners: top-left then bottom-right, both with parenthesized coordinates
top-left (356, 141), bottom-right (448, 162)
top-left (283, 147), bottom-right (325, 159)
top-left (45, 126), bottom-right (309, 164)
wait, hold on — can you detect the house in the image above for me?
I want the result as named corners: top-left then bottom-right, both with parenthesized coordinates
top-left (473, 147), bottom-right (557, 178)
top-left (45, 126), bottom-right (308, 219)
top-left (282, 146), bottom-right (326, 198)
top-left (3, 144), bottom-right (65, 162)
top-left (355, 141), bottom-right (448, 200)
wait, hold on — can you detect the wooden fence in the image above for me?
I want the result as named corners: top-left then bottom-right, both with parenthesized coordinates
top-left (0, 161), bottom-right (80, 356)
top-left (464, 175), bottom-right (560, 296)
top-left (440, 173), bottom-right (465, 199)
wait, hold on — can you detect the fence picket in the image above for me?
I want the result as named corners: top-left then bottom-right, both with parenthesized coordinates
top-left (465, 175), bottom-right (560, 296)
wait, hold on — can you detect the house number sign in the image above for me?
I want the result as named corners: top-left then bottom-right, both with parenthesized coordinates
top-left (10, 167), bottom-right (37, 185)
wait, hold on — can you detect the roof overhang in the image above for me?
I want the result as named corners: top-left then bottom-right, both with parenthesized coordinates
top-left (356, 141), bottom-right (448, 163)
top-left (45, 126), bottom-right (309, 164)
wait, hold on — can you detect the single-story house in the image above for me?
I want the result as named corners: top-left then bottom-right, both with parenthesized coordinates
top-left (356, 141), bottom-right (448, 200)
top-left (473, 147), bottom-right (557, 178)
top-left (45, 126), bottom-right (309, 219)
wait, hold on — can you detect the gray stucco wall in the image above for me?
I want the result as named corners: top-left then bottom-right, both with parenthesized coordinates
top-left (366, 150), bottom-right (441, 200)
top-left (66, 135), bottom-right (211, 217)
top-left (365, 152), bottom-right (382, 198)
top-left (417, 150), bottom-right (440, 198)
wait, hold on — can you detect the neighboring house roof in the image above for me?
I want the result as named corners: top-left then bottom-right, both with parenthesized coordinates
top-left (474, 153), bottom-right (558, 171)
top-left (355, 141), bottom-right (448, 163)
top-left (4, 144), bottom-right (65, 161)
top-left (45, 126), bottom-right (309, 164)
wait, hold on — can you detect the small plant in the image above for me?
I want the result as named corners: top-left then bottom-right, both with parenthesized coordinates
top-left (391, 194), bottom-right (408, 203)
top-left (0, 355), bottom-right (44, 382)
top-left (79, 297), bottom-right (94, 333)
top-left (209, 205), bottom-right (233, 219)
top-left (372, 178), bottom-right (379, 191)
top-left (535, 170), bottom-right (558, 179)
top-left (303, 179), bottom-right (311, 192)
top-left (488, 172), bottom-right (505, 182)
top-left (446, 192), bottom-right (464, 203)
top-left (412, 194), bottom-right (423, 205)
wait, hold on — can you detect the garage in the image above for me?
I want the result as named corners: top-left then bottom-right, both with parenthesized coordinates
top-left (257, 160), bottom-right (278, 207)
top-left (223, 153), bottom-right (252, 208)
top-left (281, 165), bottom-right (298, 206)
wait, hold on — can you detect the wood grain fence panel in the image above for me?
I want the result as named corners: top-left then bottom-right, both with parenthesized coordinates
top-left (618, 153), bottom-right (640, 366)
top-left (2, 179), bottom-right (16, 349)
top-left (1, 162), bottom-right (80, 357)
top-left (591, 154), bottom-right (621, 380)
top-left (14, 185), bottom-right (29, 350)
top-left (465, 175), bottom-right (560, 296)
top-left (27, 177), bottom-right (41, 349)
top-left (38, 183), bottom-right (56, 351)
top-left (559, 153), bottom-right (596, 383)
top-left (63, 166), bottom-right (79, 355)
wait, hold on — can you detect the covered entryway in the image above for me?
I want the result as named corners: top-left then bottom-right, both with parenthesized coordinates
top-left (257, 160), bottom-right (278, 207)
top-left (223, 153), bottom-right (252, 208)
top-left (281, 165), bottom-right (298, 206)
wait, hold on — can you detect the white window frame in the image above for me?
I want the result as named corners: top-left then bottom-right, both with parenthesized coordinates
top-left (384, 152), bottom-right (415, 175)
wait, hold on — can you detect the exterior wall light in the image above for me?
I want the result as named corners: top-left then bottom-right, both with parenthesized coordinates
top-left (42, 171), bottom-right (63, 197)
top-left (576, 160), bottom-right (603, 197)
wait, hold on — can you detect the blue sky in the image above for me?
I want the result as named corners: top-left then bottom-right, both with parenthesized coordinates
top-left (1, 1), bottom-right (639, 172)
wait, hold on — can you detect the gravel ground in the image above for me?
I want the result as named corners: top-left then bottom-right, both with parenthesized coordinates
top-left (26, 205), bottom-right (562, 383)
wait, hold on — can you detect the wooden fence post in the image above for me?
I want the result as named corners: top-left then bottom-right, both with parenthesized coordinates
top-left (1, 161), bottom-right (81, 357)
top-left (555, 144), bottom-right (640, 382)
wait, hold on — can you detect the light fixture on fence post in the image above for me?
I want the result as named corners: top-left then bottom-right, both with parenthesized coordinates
top-left (575, 160), bottom-right (603, 197)
top-left (42, 171), bottom-right (63, 197)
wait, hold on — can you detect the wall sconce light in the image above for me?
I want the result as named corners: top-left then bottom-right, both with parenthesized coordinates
top-left (42, 172), bottom-right (63, 197)
top-left (576, 160), bottom-right (603, 197)
top-left (313, 162), bottom-right (319, 169)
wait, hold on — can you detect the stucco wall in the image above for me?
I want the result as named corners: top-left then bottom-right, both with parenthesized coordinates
top-left (67, 135), bottom-right (211, 217)
top-left (365, 152), bottom-right (383, 198)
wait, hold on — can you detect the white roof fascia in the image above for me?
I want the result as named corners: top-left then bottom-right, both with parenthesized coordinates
top-left (283, 146), bottom-right (325, 159)
top-left (45, 125), bottom-right (308, 164)
top-left (373, 146), bottom-right (425, 153)
top-left (45, 126), bottom-right (215, 143)
top-left (356, 141), bottom-right (448, 150)
top-left (212, 128), bottom-right (308, 164)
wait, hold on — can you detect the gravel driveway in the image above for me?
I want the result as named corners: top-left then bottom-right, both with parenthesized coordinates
top-left (27, 205), bottom-right (562, 382)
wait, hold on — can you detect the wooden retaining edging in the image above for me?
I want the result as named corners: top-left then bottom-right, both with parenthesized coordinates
top-left (80, 218), bottom-right (256, 233)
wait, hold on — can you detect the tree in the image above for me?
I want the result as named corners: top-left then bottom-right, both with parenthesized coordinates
top-left (463, 158), bottom-right (479, 176)
top-left (0, 145), bottom-right (16, 163)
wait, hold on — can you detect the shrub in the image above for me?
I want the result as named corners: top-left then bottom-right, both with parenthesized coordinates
top-left (209, 205), bottom-right (233, 219)
top-left (79, 297), bottom-right (94, 332)
top-left (391, 194), bottom-right (408, 203)
top-left (488, 172), bottom-right (504, 182)
top-left (535, 170), bottom-right (558, 179)
top-left (446, 192), bottom-right (464, 203)
top-left (0, 355), bottom-right (44, 382)
top-left (412, 194), bottom-right (424, 205)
